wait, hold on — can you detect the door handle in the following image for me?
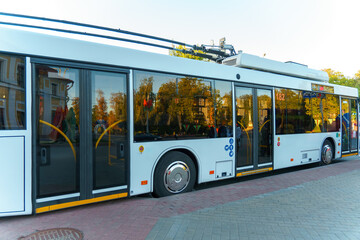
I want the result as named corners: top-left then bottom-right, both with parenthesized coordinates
top-left (41, 147), bottom-right (47, 165)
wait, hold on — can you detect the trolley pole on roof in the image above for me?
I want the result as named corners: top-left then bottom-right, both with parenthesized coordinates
top-left (0, 12), bottom-right (237, 63)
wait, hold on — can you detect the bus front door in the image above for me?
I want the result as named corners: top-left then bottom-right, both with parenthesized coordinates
top-left (235, 86), bottom-right (273, 176)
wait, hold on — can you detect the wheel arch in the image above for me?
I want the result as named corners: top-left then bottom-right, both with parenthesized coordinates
top-left (322, 137), bottom-right (336, 155)
top-left (150, 147), bottom-right (200, 192)
top-left (320, 136), bottom-right (336, 162)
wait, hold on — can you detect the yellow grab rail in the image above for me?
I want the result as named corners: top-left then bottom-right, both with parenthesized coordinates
top-left (39, 120), bottom-right (76, 161)
top-left (95, 119), bottom-right (125, 149)
top-left (259, 119), bottom-right (270, 133)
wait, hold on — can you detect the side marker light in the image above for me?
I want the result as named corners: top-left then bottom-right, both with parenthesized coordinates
top-left (209, 170), bottom-right (214, 175)
top-left (141, 180), bottom-right (148, 185)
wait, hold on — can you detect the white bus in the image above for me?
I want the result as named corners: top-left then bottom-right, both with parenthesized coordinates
top-left (0, 18), bottom-right (358, 217)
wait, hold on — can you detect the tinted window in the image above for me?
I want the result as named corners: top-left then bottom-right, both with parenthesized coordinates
top-left (324, 94), bottom-right (340, 132)
top-left (36, 64), bottom-right (80, 197)
top-left (133, 71), bottom-right (232, 141)
top-left (91, 71), bottom-right (127, 189)
top-left (0, 53), bottom-right (26, 130)
top-left (275, 88), bottom-right (339, 134)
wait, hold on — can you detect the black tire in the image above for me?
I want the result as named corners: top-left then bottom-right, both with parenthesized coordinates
top-left (153, 151), bottom-right (196, 197)
top-left (321, 140), bottom-right (333, 165)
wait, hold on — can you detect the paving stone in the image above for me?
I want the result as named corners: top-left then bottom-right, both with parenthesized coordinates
top-left (1, 158), bottom-right (360, 239)
top-left (146, 160), bottom-right (360, 240)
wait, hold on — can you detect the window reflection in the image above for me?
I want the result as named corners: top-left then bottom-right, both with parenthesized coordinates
top-left (236, 87), bottom-right (253, 167)
top-left (275, 88), bottom-right (340, 134)
top-left (91, 71), bottom-right (127, 189)
top-left (133, 71), bottom-right (232, 141)
top-left (0, 54), bottom-right (25, 130)
top-left (36, 65), bottom-right (80, 197)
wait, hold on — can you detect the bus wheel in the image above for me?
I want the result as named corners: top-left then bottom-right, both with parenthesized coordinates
top-left (321, 140), bottom-right (333, 165)
top-left (153, 151), bottom-right (196, 197)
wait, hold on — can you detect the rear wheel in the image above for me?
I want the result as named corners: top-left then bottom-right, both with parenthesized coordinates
top-left (321, 140), bottom-right (333, 165)
top-left (153, 151), bottom-right (196, 197)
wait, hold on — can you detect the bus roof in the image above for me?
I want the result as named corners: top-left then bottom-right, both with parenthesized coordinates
top-left (0, 25), bottom-right (357, 98)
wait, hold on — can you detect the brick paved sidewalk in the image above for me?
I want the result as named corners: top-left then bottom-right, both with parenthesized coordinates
top-left (1, 158), bottom-right (359, 240)
top-left (147, 165), bottom-right (360, 240)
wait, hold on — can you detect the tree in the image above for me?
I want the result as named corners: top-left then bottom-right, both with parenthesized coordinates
top-left (355, 70), bottom-right (360, 80)
top-left (94, 89), bottom-right (108, 122)
top-left (322, 68), bottom-right (360, 94)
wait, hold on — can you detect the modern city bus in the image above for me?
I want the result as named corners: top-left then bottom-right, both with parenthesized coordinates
top-left (0, 15), bottom-right (358, 217)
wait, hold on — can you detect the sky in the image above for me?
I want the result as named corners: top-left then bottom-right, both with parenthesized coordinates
top-left (1, 0), bottom-right (360, 77)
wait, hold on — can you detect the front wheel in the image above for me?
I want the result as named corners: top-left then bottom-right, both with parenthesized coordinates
top-left (321, 140), bottom-right (333, 165)
top-left (153, 151), bottom-right (196, 197)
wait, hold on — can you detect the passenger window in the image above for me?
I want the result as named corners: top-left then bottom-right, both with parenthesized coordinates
top-left (133, 71), bottom-right (232, 141)
top-left (0, 53), bottom-right (26, 130)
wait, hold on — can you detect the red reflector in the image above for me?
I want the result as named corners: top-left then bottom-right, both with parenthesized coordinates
top-left (338, 143), bottom-right (341, 146)
top-left (209, 170), bottom-right (214, 175)
top-left (141, 180), bottom-right (148, 185)
top-left (290, 158), bottom-right (294, 162)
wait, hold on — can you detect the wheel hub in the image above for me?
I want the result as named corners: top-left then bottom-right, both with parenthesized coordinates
top-left (322, 145), bottom-right (332, 164)
top-left (164, 161), bottom-right (190, 193)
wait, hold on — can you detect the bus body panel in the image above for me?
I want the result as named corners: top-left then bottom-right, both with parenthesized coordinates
top-left (130, 138), bottom-right (235, 196)
top-left (273, 132), bottom-right (340, 170)
top-left (0, 137), bottom-right (24, 213)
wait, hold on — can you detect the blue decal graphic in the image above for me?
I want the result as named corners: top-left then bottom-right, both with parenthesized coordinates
top-left (224, 138), bottom-right (235, 157)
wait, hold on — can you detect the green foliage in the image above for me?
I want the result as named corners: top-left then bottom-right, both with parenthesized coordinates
top-left (322, 68), bottom-right (360, 94)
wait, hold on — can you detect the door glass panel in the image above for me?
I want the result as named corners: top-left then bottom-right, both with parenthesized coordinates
top-left (257, 89), bottom-right (272, 164)
top-left (36, 65), bottom-right (80, 198)
top-left (235, 87), bottom-right (253, 167)
top-left (350, 99), bottom-right (358, 151)
top-left (341, 99), bottom-right (350, 152)
top-left (92, 71), bottom-right (127, 189)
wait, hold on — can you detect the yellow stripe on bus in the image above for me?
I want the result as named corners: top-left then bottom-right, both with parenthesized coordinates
top-left (342, 152), bottom-right (358, 157)
top-left (36, 192), bottom-right (128, 214)
top-left (236, 167), bottom-right (273, 177)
